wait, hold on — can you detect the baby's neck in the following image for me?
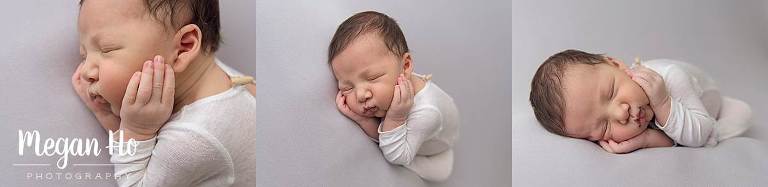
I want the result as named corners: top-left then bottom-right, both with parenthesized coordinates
top-left (172, 55), bottom-right (231, 114)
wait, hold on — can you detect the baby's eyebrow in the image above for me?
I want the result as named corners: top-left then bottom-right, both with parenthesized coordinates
top-left (358, 68), bottom-right (373, 78)
top-left (337, 79), bottom-right (351, 88)
top-left (89, 33), bottom-right (102, 46)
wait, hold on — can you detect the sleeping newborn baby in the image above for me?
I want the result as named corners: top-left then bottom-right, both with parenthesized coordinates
top-left (529, 49), bottom-right (752, 153)
top-left (329, 11), bottom-right (459, 181)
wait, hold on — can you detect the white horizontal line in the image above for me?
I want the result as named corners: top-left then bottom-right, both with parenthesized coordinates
top-left (74, 164), bottom-right (142, 166)
top-left (13, 163), bottom-right (142, 167)
top-left (12, 164), bottom-right (50, 166)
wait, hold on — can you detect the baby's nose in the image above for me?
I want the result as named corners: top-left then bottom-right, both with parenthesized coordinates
top-left (79, 64), bottom-right (98, 83)
top-left (356, 89), bottom-right (372, 101)
top-left (617, 104), bottom-right (631, 124)
top-left (355, 91), bottom-right (369, 102)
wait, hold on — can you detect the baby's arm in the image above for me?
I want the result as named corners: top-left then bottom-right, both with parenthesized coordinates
top-left (335, 91), bottom-right (380, 140)
top-left (378, 106), bottom-right (442, 165)
top-left (358, 120), bottom-right (380, 141)
top-left (377, 74), bottom-right (444, 165)
top-left (644, 128), bottom-right (675, 148)
top-left (630, 63), bottom-right (672, 126)
top-left (632, 64), bottom-right (715, 147)
top-left (381, 74), bottom-right (415, 132)
top-left (111, 125), bottom-right (232, 186)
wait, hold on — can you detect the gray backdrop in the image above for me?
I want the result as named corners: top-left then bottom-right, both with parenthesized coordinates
top-left (512, 0), bottom-right (768, 186)
top-left (255, 0), bottom-right (511, 186)
top-left (0, 1), bottom-right (254, 186)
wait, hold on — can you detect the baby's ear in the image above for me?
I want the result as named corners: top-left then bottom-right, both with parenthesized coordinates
top-left (170, 24), bottom-right (202, 73)
top-left (401, 52), bottom-right (413, 75)
top-left (605, 56), bottom-right (630, 72)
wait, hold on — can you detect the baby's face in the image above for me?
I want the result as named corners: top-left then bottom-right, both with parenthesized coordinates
top-left (562, 58), bottom-right (654, 143)
top-left (332, 33), bottom-right (403, 118)
top-left (78, 0), bottom-right (176, 115)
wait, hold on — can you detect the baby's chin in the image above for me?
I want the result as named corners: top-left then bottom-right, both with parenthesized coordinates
top-left (352, 109), bottom-right (387, 118)
top-left (374, 109), bottom-right (387, 118)
top-left (108, 101), bottom-right (121, 116)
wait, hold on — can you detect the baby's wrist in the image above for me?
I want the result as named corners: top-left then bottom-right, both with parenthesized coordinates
top-left (381, 117), bottom-right (406, 131)
top-left (356, 117), bottom-right (379, 127)
top-left (118, 124), bottom-right (157, 141)
top-left (641, 130), bottom-right (654, 148)
top-left (383, 116), bottom-right (406, 124)
top-left (652, 95), bottom-right (671, 109)
top-left (643, 129), bottom-right (673, 148)
top-left (93, 110), bottom-right (115, 119)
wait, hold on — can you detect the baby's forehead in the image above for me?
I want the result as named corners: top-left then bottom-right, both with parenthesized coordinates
top-left (561, 66), bottom-right (605, 126)
top-left (562, 104), bottom-right (597, 139)
top-left (81, 0), bottom-right (148, 18)
top-left (562, 66), bottom-right (602, 96)
top-left (79, 0), bottom-right (152, 31)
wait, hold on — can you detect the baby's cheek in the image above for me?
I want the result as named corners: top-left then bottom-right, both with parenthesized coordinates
top-left (373, 84), bottom-right (395, 110)
top-left (101, 77), bottom-right (130, 113)
top-left (345, 94), bottom-right (364, 114)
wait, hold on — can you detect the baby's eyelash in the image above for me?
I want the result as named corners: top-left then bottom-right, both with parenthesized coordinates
top-left (101, 48), bottom-right (119, 53)
top-left (368, 74), bottom-right (384, 80)
top-left (609, 85), bottom-right (614, 98)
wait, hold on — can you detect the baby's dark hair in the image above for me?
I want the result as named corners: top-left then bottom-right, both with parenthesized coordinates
top-left (328, 11), bottom-right (409, 64)
top-left (80, 0), bottom-right (221, 54)
top-left (529, 49), bottom-right (607, 136)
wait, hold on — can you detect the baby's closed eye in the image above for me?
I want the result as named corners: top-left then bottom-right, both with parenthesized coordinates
top-left (340, 87), bottom-right (352, 94)
top-left (367, 73), bottom-right (385, 81)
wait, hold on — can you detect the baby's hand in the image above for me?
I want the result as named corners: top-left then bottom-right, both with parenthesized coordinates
top-left (335, 91), bottom-right (378, 125)
top-left (630, 64), bottom-right (670, 110)
top-left (72, 63), bottom-right (120, 132)
top-left (598, 131), bottom-right (649, 154)
top-left (336, 90), bottom-right (380, 140)
top-left (381, 74), bottom-right (415, 131)
top-left (119, 55), bottom-right (175, 141)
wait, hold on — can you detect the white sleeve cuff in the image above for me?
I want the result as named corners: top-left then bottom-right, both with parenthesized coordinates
top-left (654, 98), bottom-right (677, 130)
top-left (378, 120), bottom-right (407, 134)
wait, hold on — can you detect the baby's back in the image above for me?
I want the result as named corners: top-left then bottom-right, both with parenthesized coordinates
top-left (164, 85), bottom-right (256, 186)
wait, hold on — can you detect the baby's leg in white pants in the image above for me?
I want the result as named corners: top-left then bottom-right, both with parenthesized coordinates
top-left (404, 149), bottom-right (454, 182)
top-left (715, 97), bottom-right (753, 141)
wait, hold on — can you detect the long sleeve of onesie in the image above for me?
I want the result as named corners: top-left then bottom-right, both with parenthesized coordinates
top-left (110, 124), bottom-right (234, 187)
top-left (651, 64), bottom-right (716, 147)
top-left (378, 105), bottom-right (443, 166)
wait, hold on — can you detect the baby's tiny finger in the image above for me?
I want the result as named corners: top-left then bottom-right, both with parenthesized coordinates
top-left (335, 91), bottom-right (345, 106)
top-left (599, 141), bottom-right (614, 153)
top-left (401, 77), bottom-right (409, 94)
top-left (136, 60), bottom-right (154, 105)
top-left (393, 84), bottom-right (402, 104)
top-left (151, 56), bottom-right (164, 103)
top-left (162, 63), bottom-right (175, 105)
top-left (122, 72), bottom-right (141, 105)
top-left (407, 78), bottom-right (415, 97)
top-left (609, 140), bottom-right (620, 147)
